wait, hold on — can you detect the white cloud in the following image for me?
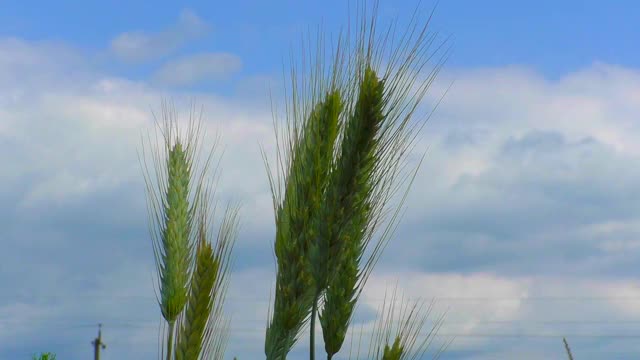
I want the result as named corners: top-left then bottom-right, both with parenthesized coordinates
top-left (359, 271), bottom-right (528, 351)
top-left (355, 272), bottom-right (640, 357)
top-left (110, 9), bottom-right (210, 63)
top-left (152, 52), bottom-right (242, 86)
top-left (424, 62), bottom-right (640, 155)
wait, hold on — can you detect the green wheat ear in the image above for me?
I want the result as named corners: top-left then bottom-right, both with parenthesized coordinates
top-left (199, 201), bottom-right (239, 360)
top-left (175, 200), bottom-right (239, 360)
top-left (161, 139), bottom-right (192, 323)
top-left (319, 65), bottom-right (384, 359)
top-left (317, 1), bottom-right (451, 357)
top-left (382, 336), bottom-right (403, 360)
top-left (264, 0), bottom-right (450, 358)
top-left (264, 88), bottom-right (344, 360)
top-left (174, 206), bottom-right (219, 360)
top-left (140, 100), bottom-right (228, 360)
top-left (153, 131), bottom-right (194, 359)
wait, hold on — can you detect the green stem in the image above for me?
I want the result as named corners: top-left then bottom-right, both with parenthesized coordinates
top-left (166, 321), bottom-right (175, 360)
top-left (310, 296), bottom-right (318, 360)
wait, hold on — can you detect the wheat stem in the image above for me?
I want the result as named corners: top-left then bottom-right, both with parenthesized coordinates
top-left (166, 321), bottom-right (176, 360)
top-left (310, 296), bottom-right (319, 360)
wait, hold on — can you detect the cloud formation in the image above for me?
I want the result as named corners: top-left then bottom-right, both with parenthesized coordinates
top-left (152, 52), bottom-right (242, 86)
top-left (110, 9), bottom-right (210, 63)
top-left (1, 34), bottom-right (640, 359)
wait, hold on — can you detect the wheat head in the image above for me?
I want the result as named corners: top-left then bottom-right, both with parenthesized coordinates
top-left (140, 100), bottom-right (229, 360)
top-left (319, 65), bottom-right (383, 359)
top-left (264, 88), bottom-right (344, 360)
top-left (261, 0), bottom-right (450, 356)
top-left (174, 196), bottom-right (218, 360)
top-left (317, 1), bottom-right (451, 358)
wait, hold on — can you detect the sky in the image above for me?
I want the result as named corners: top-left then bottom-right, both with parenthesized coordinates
top-left (0, 0), bottom-right (639, 359)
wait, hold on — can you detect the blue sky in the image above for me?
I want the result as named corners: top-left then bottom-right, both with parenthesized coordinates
top-left (3, 0), bottom-right (638, 79)
top-left (1, 1), bottom-right (639, 359)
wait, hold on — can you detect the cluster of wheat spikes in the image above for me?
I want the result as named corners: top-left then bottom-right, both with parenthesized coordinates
top-left (139, 0), bottom-right (453, 359)
top-left (140, 100), bottom-right (240, 360)
top-left (261, 1), bottom-right (450, 359)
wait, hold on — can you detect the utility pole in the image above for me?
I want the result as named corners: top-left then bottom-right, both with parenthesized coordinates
top-left (91, 323), bottom-right (107, 360)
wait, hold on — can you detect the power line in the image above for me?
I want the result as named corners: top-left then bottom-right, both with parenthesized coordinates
top-left (11, 317), bottom-right (640, 339)
top-left (33, 322), bottom-right (640, 339)
top-left (95, 331), bottom-right (640, 339)
top-left (17, 317), bottom-right (640, 326)
top-left (15, 318), bottom-right (640, 332)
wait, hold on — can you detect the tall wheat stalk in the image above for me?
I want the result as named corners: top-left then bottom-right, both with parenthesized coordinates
top-left (261, 1), bottom-right (451, 359)
top-left (140, 100), bottom-right (239, 360)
